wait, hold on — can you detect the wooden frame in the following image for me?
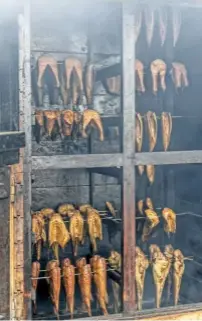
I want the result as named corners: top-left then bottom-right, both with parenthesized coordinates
top-left (19, 0), bottom-right (202, 319)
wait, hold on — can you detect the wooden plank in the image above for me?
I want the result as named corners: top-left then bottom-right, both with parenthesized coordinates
top-left (0, 151), bottom-right (19, 166)
top-left (122, 3), bottom-right (136, 314)
top-left (96, 63), bottom-right (121, 82)
top-left (19, 0), bottom-right (32, 319)
top-left (89, 168), bottom-right (122, 181)
top-left (0, 131), bottom-right (25, 152)
top-left (32, 153), bottom-right (123, 170)
top-left (135, 151), bottom-right (202, 165)
top-left (0, 167), bottom-right (10, 319)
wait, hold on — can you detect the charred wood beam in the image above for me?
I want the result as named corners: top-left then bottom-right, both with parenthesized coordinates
top-left (32, 153), bottom-right (123, 170)
top-left (135, 151), bottom-right (202, 165)
top-left (0, 131), bottom-right (25, 152)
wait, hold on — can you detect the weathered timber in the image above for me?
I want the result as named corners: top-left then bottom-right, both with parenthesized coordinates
top-left (122, 3), bottom-right (136, 314)
top-left (89, 168), bottom-right (122, 181)
top-left (96, 63), bottom-right (121, 82)
top-left (19, 1), bottom-right (32, 319)
top-left (32, 153), bottom-right (123, 170)
top-left (0, 131), bottom-right (25, 152)
top-left (0, 151), bottom-right (19, 166)
top-left (135, 151), bottom-right (202, 165)
top-left (0, 167), bottom-right (10, 319)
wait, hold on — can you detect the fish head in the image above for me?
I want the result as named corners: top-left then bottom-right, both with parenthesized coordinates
top-left (62, 258), bottom-right (71, 267)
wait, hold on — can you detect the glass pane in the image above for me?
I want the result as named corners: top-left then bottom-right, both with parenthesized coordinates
top-left (135, 164), bottom-right (202, 311)
top-left (32, 168), bottom-right (122, 318)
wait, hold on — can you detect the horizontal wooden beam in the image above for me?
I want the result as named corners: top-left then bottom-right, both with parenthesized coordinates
top-left (135, 151), bottom-right (202, 165)
top-left (32, 153), bottom-right (123, 170)
top-left (96, 63), bottom-right (121, 82)
top-left (0, 131), bottom-right (25, 152)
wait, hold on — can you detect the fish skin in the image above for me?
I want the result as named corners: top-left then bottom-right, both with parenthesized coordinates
top-left (162, 207), bottom-right (176, 234)
top-left (135, 247), bottom-right (149, 310)
top-left (158, 7), bottom-right (168, 46)
top-left (172, 8), bottom-right (182, 47)
top-left (134, 5), bottom-right (142, 44)
top-left (62, 259), bottom-right (75, 319)
top-left (76, 258), bottom-right (92, 317)
top-left (135, 60), bottom-right (145, 92)
top-left (146, 164), bottom-right (155, 184)
top-left (173, 249), bottom-right (185, 306)
top-left (145, 111), bottom-right (157, 152)
top-left (144, 6), bottom-right (154, 46)
top-left (161, 112), bottom-right (172, 152)
top-left (32, 261), bottom-right (40, 314)
top-left (150, 59), bottom-right (167, 93)
top-left (91, 256), bottom-right (108, 316)
top-left (135, 113), bottom-right (143, 152)
top-left (142, 209), bottom-right (159, 242)
top-left (46, 260), bottom-right (61, 319)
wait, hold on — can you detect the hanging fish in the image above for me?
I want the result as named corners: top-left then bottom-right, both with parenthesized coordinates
top-left (144, 6), bottom-right (155, 46)
top-left (172, 8), bottom-right (182, 47)
top-left (135, 5), bottom-right (142, 43)
top-left (157, 7), bottom-right (168, 46)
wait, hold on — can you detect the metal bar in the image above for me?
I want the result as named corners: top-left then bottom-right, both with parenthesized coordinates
top-left (135, 151), bottom-right (202, 165)
top-left (32, 153), bottom-right (123, 170)
top-left (122, 2), bottom-right (136, 314)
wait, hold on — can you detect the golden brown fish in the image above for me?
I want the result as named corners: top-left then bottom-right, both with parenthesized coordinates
top-left (58, 204), bottom-right (75, 217)
top-left (40, 207), bottom-right (55, 219)
top-left (145, 111), bottom-right (157, 152)
top-left (69, 210), bottom-right (84, 256)
top-left (164, 244), bottom-right (174, 304)
top-left (37, 55), bottom-right (60, 88)
top-left (172, 62), bottom-right (188, 89)
top-left (82, 109), bottom-right (104, 141)
top-left (150, 59), bottom-right (167, 94)
top-left (61, 110), bottom-right (74, 137)
top-left (49, 213), bottom-right (70, 260)
top-left (106, 201), bottom-right (116, 217)
top-left (91, 256), bottom-right (108, 316)
top-left (62, 258), bottom-right (75, 319)
top-left (173, 249), bottom-right (185, 306)
top-left (76, 257), bottom-right (92, 317)
top-left (108, 251), bottom-right (121, 313)
top-left (146, 164), bottom-right (155, 184)
top-left (145, 197), bottom-right (154, 210)
top-left (135, 113), bottom-right (143, 152)
top-left (162, 207), bottom-right (176, 235)
top-left (135, 247), bottom-right (149, 310)
top-left (149, 245), bottom-right (170, 309)
top-left (32, 261), bottom-right (40, 314)
top-left (161, 112), bottom-right (172, 151)
top-left (35, 110), bottom-right (44, 143)
top-left (79, 204), bottom-right (92, 214)
top-left (44, 110), bottom-right (58, 138)
top-left (46, 260), bottom-right (61, 319)
top-left (135, 60), bottom-right (145, 92)
top-left (87, 207), bottom-right (102, 253)
top-left (142, 209), bottom-right (159, 242)
top-left (137, 200), bottom-right (144, 215)
top-left (32, 212), bottom-right (46, 260)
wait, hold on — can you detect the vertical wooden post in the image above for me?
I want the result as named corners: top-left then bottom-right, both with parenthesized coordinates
top-left (18, 0), bottom-right (32, 319)
top-left (122, 2), bottom-right (136, 314)
top-left (0, 167), bottom-right (10, 319)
